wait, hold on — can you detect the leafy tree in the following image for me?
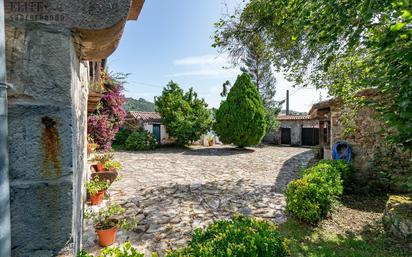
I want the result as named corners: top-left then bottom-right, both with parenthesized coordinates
top-left (155, 82), bottom-right (212, 146)
top-left (214, 73), bottom-right (267, 147)
top-left (124, 97), bottom-right (155, 112)
top-left (214, 0), bottom-right (412, 149)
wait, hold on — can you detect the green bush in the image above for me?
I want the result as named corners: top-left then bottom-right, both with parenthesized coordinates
top-left (78, 242), bottom-right (147, 257)
top-left (213, 73), bottom-right (267, 147)
top-left (114, 128), bottom-right (133, 146)
top-left (316, 160), bottom-right (353, 192)
top-left (125, 128), bottom-right (157, 151)
top-left (166, 215), bottom-right (287, 257)
top-left (286, 162), bottom-right (344, 223)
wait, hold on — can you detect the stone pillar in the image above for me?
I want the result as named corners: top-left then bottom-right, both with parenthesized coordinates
top-left (6, 23), bottom-right (88, 256)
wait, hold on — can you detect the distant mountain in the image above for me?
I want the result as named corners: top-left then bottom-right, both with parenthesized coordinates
top-left (124, 97), bottom-right (155, 112)
top-left (280, 109), bottom-right (308, 116)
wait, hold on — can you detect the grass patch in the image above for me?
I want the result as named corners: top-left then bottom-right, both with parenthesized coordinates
top-left (279, 195), bottom-right (410, 257)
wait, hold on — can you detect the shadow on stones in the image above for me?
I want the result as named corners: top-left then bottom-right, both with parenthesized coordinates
top-left (272, 150), bottom-right (314, 193)
top-left (116, 179), bottom-right (284, 255)
top-left (182, 147), bottom-right (255, 156)
top-left (340, 194), bottom-right (389, 213)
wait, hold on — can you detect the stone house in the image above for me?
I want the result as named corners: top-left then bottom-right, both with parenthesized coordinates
top-left (309, 90), bottom-right (411, 192)
top-left (1, 0), bottom-right (145, 256)
top-left (270, 115), bottom-right (319, 146)
top-left (125, 111), bottom-right (173, 145)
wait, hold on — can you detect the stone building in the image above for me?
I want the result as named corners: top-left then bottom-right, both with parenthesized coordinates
top-left (269, 115), bottom-right (319, 146)
top-left (2, 0), bottom-right (145, 256)
top-left (309, 90), bottom-right (411, 192)
top-left (125, 111), bottom-right (173, 145)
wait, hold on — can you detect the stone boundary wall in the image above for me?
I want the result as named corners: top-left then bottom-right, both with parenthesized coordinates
top-left (329, 102), bottom-right (411, 193)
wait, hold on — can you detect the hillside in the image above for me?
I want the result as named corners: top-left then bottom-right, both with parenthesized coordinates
top-left (124, 97), bottom-right (155, 112)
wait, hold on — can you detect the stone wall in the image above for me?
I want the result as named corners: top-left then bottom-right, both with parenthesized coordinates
top-left (329, 103), bottom-right (412, 193)
top-left (6, 22), bottom-right (88, 256)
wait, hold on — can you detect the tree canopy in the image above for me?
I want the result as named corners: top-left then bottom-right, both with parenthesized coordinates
top-left (155, 81), bottom-right (212, 146)
top-left (214, 0), bottom-right (412, 149)
top-left (214, 73), bottom-right (267, 147)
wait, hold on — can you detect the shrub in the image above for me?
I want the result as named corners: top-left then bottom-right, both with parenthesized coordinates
top-left (166, 215), bottom-right (287, 257)
top-left (285, 179), bottom-right (325, 222)
top-left (213, 73), bottom-right (267, 147)
top-left (316, 160), bottom-right (353, 192)
top-left (155, 82), bottom-right (212, 146)
top-left (125, 128), bottom-right (157, 151)
top-left (286, 162), bottom-right (344, 223)
top-left (78, 242), bottom-right (148, 257)
top-left (115, 128), bottom-right (133, 146)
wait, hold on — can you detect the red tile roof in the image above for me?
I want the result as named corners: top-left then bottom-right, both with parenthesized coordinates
top-left (277, 115), bottom-right (311, 121)
top-left (128, 112), bottom-right (162, 123)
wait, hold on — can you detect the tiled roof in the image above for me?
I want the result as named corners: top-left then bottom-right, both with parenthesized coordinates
top-left (277, 115), bottom-right (311, 121)
top-left (128, 112), bottom-right (162, 123)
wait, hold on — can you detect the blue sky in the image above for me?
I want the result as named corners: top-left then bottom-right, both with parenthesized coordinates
top-left (109, 0), bottom-right (327, 112)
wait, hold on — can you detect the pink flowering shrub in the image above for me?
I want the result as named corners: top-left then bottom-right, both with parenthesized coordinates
top-left (88, 71), bottom-right (127, 151)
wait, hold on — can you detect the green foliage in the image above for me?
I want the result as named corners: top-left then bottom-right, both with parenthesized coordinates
top-left (213, 73), bottom-right (267, 147)
top-left (84, 203), bottom-right (125, 230)
top-left (124, 97), bottom-right (155, 112)
top-left (99, 242), bottom-right (145, 257)
top-left (92, 153), bottom-right (114, 165)
top-left (125, 128), bottom-right (157, 151)
top-left (78, 242), bottom-right (150, 257)
top-left (214, 0), bottom-right (412, 150)
top-left (166, 215), bottom-right (287, 257)
top-left (155, 82), bottom-right (212, 146)
top-left (103, 160), bottom-right (123, 172)
top-left (86, 177), bottom-right (110, 196)
top-left (286, 162), bottom-right (344, 223)
top-left (316, 160), bottom-right (354, 193)
top-left (114, 128), bottom-right (133, 146)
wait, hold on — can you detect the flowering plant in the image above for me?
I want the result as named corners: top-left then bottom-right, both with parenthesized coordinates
top-left (88, 70), bottom-right (127, 151)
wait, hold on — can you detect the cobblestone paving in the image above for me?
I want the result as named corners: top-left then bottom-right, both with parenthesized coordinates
top-left (83, 145), bottom-right (313, 256)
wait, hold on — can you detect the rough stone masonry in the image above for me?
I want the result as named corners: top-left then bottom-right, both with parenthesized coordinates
top-left (4, 0), bottom-right (144, 256)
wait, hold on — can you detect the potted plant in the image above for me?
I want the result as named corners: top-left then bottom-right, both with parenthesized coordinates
top-left (84, 203), bottom-right (127, 247)
top-left (87, 135), bottom-right (99, 156)
top-left (86, 177), bottom-right (110, 205)
top-left (207, 135), bottom-right (215, 147)
top-left (103, 160), bottom-right (123, 172)
top-left (92, 153), bottom-right (114, 172)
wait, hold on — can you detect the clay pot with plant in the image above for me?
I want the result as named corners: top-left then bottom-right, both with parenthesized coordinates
top-left (92, 153), bottom-right (114, 172)
top-left (103, 160), bottom-right (123, 172)
top-left (87, 135), bottom-right (99, 156)
top-left (86, 177), bottom-right (110, 206)
top-left (84, 203), bottom-right (137, 247)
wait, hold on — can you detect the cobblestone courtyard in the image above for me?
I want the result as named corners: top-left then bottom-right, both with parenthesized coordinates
top-left (83, 145), bottom-right (313, 256)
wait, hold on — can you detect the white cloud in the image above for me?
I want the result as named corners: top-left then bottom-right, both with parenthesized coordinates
top-left (173, 54), bottom-right (229, 66)
top-left (169, 54), bottom-right (239, 78)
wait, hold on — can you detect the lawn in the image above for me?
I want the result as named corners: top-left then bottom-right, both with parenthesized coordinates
top-left (279, 195), bottom-right (409, 257)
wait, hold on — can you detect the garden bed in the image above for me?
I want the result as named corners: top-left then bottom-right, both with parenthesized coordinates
top-left (280, 195), bottom-right (410, 257)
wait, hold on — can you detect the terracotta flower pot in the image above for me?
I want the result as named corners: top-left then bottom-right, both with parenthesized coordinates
top-left (95, 163), bottom-right (104, 172)
top-left (89, 190), bottom-right (105, 205)
top-left (96, 225), bottom-right (118, 247)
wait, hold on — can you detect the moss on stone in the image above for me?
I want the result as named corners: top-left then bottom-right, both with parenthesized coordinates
top-left (387, 195), bottom-right (412, 219)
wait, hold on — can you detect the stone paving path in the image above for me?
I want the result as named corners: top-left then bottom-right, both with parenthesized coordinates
top-left (83, 145), bottom-right (313, 256)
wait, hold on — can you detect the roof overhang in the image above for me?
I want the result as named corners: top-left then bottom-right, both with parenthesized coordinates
top-left (5, 0), bottom-right (145, 60)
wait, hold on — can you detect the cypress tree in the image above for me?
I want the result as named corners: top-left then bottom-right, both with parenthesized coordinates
top-left (214, 73), bottom-right (267, 147)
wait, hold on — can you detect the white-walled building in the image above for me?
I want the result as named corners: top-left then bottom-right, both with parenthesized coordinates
top-left (126, 112), bottom-right (174, 145)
